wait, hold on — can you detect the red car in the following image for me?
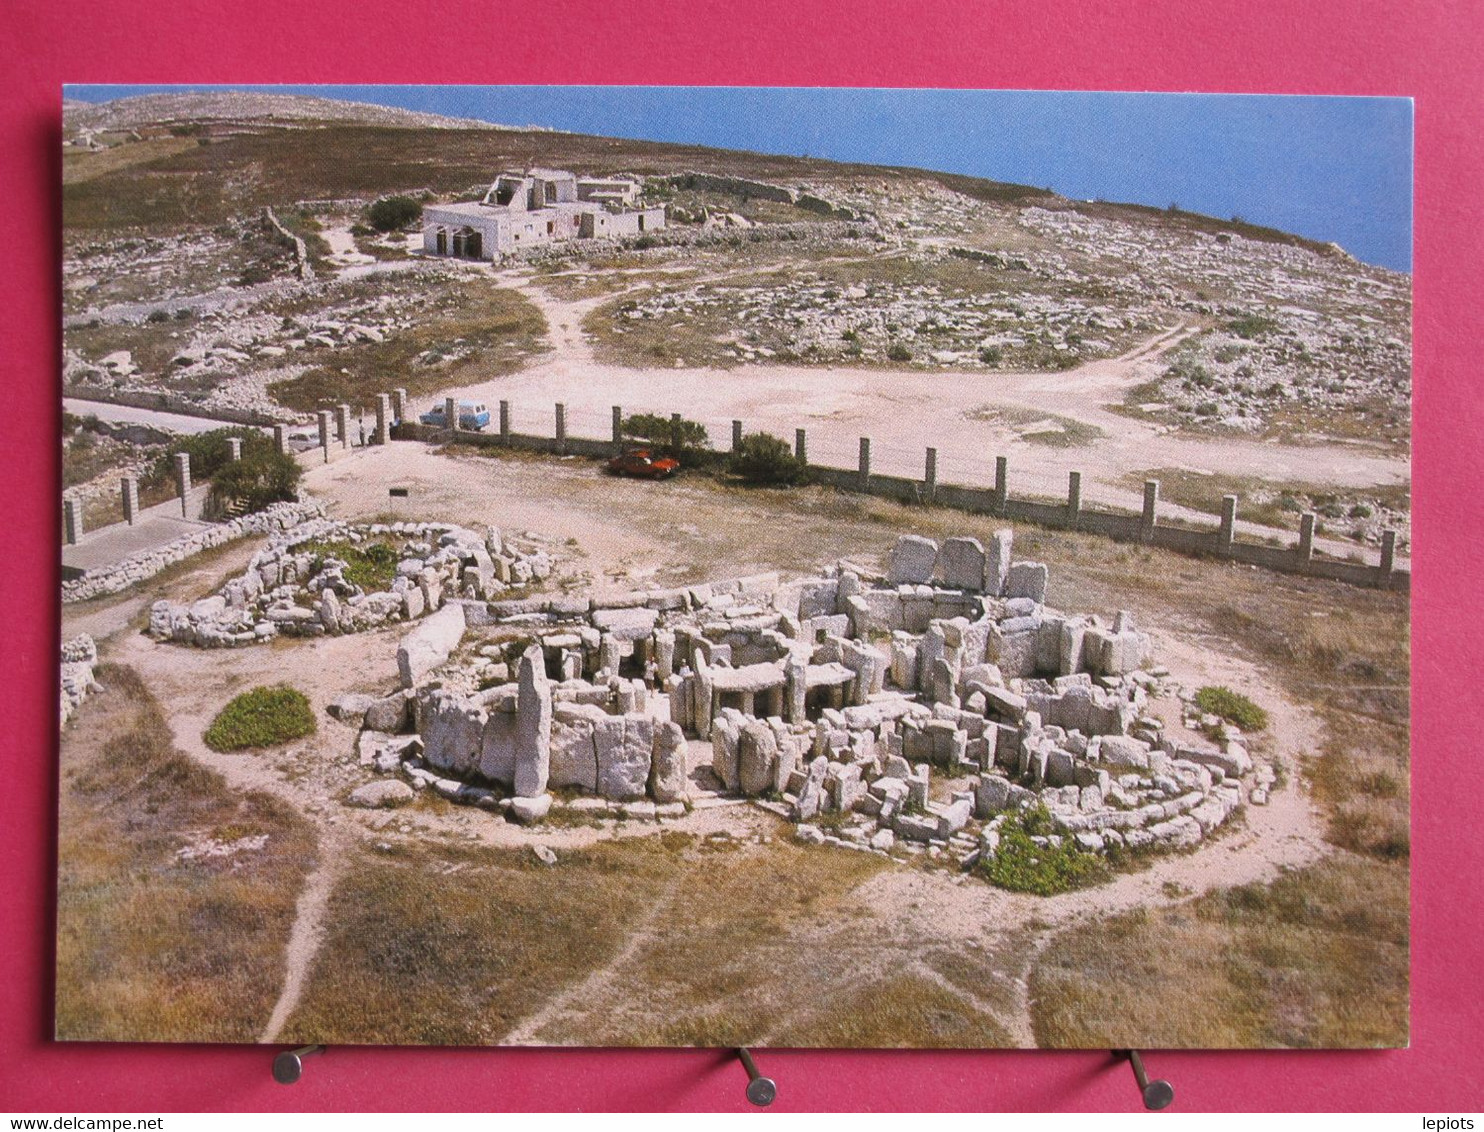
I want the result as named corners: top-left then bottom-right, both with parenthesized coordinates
top-left (606, 448), bottom-right (680, 480)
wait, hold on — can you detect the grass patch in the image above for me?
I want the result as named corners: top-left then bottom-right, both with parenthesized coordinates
top-left (1030, 856), bottom-right (1408, 1048)
top-left (966, 405), bottom-right (1106, 448)
top-left (56, 664), bottom-right (317, 1041)
top-left (1195, 686), bottom-right (1269, 731)
top-left (979, 805), bottom-right (1109, 895)
top-left (302, 538), bottom-right (400, 592)
top-left (204, 685), bottom-right (317, 751)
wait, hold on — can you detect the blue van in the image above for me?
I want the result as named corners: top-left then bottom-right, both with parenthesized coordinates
top-left (419, 401), bottom-right (491, 431)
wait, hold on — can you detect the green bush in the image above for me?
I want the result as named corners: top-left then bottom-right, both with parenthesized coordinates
top-left (621, 412), bottom-right (711, 460)
top-left (205, 448), bottom-right (302, 519)
top-left (1225, 314), bottom-right (1280, 340)
top-left (886, 342), bottom-right (913, 363)
top-left (979, 805), bottom-right (1107, 896)
top-left (367, 195), bottom-right (423, 233)
top-left (148, 427), bottom-right (266, 488)
top-left (204, 686), bottom-right (316, 752)
top-left (728, 431), bottom-right (806, 486)
top-left (1195, 685), bottom-right (1269, 731)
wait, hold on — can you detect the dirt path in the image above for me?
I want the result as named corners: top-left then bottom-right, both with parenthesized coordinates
top-left (436, 266), bottom-right (1406, 556)
top-left (259, 835), bottom-right (345, 1043)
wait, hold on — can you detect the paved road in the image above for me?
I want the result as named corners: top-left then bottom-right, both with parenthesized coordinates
top-left (65, 398), bottom-right (271, 437)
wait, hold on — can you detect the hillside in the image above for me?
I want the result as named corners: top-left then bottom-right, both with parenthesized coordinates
top-left (59, 107), bottom-right (1411, 451)
top-left (63, 91), bottom-right (501, 134)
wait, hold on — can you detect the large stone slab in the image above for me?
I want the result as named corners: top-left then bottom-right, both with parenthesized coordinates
top-left (1004, 562), bottom-right (1049, 603)
top-left (649, 721), bottom-right (689, 803)
top-left (591, 606), bottom-right (660, 642)
top-left (738, 720), bottom-right (779, 796)
top-left (887, 535), bottom-right (938, 585)
top-left (549, 704), bottom-right (601, 791)
top-left (418, 689), bottom-right (486, 778)
top-left (940, 537), bottom-right (987, 591)
top-left (514, 644), bottom-right (552, 797)
top-left (396, 602), bottom-right (466, 689)
top-left (985, 529), bottom-right (1013, 595)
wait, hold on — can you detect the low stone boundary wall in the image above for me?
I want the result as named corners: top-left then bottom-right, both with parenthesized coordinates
top-left (395, 403), bottom-right (1410, 594)
top-left (63, 385), bottom-right (287, 428)
top-left (60, 501), bottom-right (326, 603)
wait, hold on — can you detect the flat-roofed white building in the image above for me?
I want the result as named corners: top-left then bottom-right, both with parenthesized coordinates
top-left (423, 169), bottom-right (663, 259)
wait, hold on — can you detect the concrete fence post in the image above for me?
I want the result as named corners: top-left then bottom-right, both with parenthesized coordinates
top-left (924, 447), bottom-right (937, 501)
top-left (227, 437), bottom-right (242, 462)
top-left (63, 498), bottom-right (82, 546)
top-left (122, 477), bottom-right (139, 525)
top-left (1067, 471), bottom-right (1082, 528)
top-left (317, 411), bottom-right (332, 462)
top-left (1141, 480), bottom-right (1160, 541)
top-left (612, 405), bottom-right (623, 448)
top-left (732, 419), bottom-right (744, 452)
top-left (444, 397), bottom-right (459, 434)
top-left (555, 403), bottom-right (567, 454)
top-left (499, 400), bottom-right (511, 443)
top-left (1378, 529), bottom-right (1397, 585)
top-left (795, 428), bottom-right (808, 466)
top-left (994, 456), bottom-right (1008, 514)
top-left (393, 388), bottom-right (408, 423)
top-left (670, 412), bottom-right (684, 459)
top-left (336, 403), bottom-right (352, 448)
top-left (1218, 495), bottom-right (1238, 556)
top-left (174, 452), bottom-right (192, 515)
top-left (858, 437), bottom-right (871, 491)
top-left (273, 424), bottom-right (288, 455)
top-left (375, 394), bottom-right (391, 445)
top-left (1298, 512), bottom-right (1316, 566)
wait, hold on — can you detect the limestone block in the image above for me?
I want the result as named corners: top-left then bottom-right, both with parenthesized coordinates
top-left (887, 535), bottom-right (938, 585)
top-left (549, 707), bottom-right (600, 791)
top-left (514, 644), bottom-right (552, 797)
top-left (592, 606), bottom-right (660, 641)
top-left (711, 711), bottom-right (742, 791)
top-left (974, 774), bottom-right (1012, 817)
top-left (985, 529), bottom-right (1014, 595)
top-left (649, 721), bottom-right (689, 803)
top-left (347, 779), bottom-right (414, 808)
top-left (996, 627), bottom-right (1041, 678)
top-left (363, 690), bottom-right (411, 733)
top-left (738, 720), bottom-right (779, 796)
top-left (509, 794), bottom-right (552, 824)
top-left (327, 692), bottom-right (375, 724)
top-left (418, 689), bottom-right (486, 777)
top-left (1097, 735), bottom-right (1152, 769)
top-left (396, 602), bottom-right (465, 689)
top-left (1004, 562), bottom-right (1049, 603)
top-left (940, 537), bottom-right (987, 591)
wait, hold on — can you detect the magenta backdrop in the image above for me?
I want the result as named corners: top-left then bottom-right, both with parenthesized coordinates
top-left (3, 0), bottom-right (1480, 1112)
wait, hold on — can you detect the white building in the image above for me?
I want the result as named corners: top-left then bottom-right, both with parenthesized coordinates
top-left (422, 168), bottom-right (664, 259)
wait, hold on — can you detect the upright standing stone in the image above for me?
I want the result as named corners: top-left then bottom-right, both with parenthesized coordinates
top-left (121, 476), bottom-right (139, 526)
top-left (63, 499), bottom-right (82, 545)
top-left (649, 721), bottom-right (689, 803)
top-left (174, 452), bottom-right (191, 515)
top-left (375, 393), bottom-right (391, 445)
top-left (514, 644), bottom-right (552, 797)
top-left (888, 534), bottom-right (938, 584)
top-left (985, 528), bottom-right (1013, 595)
top-left (941, 536), bottom-right (987, 591)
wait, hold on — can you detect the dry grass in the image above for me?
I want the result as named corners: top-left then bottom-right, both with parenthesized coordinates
top-left (267, 281), bottom-right (547, 413)
top-left (1029, 857), bottom-right (1408, 1048)
top-left (56, 664), bottom-right (318, 1042)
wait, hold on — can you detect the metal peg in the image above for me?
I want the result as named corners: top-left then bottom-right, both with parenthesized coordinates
top-left (272, 1044), bottom-right (324, 1085)
top-left (736, 1047), bottom-right (776, 1107)
top-left (1113, 1049), bottom-right (1174, 1110)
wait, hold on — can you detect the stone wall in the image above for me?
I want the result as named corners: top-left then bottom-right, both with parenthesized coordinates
top-left (60, 501), bottom-right (327, 603)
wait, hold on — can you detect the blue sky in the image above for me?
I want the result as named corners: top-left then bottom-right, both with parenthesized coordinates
top-left (67, 85), bottom-right (1414, 271)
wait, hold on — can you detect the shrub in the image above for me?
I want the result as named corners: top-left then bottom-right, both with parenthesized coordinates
top-left (729, 431), bottom-right (806, 486)
top-left (1195, 685), bottom-right (1269, 731)
top-left (204, 685), bottom-right (316, 752)
top-left (205, 448), bottom-right (302, 519)
top-left (979, 346), bottom-right (1002, 364)
top-left (302, 539), bottom-right (399, 592)
top-left (622, 412), bottom-right (711, 460)
top-left (886, 342), bottom-right (913, 363)
top-left (1349, 503), bottom-right (1374, 519)
top-left (979, 805), bottom-right (1107, 896)
top-left (149, 427), bottom-right (265, 487)
top-left (367, 195), bottom-right (423, 233)
top-left (1225, 314), bottom-right (1280, 340)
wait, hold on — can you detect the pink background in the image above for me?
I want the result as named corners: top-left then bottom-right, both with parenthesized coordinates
top-left (3, 0), bottom-right (1480, 1112)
